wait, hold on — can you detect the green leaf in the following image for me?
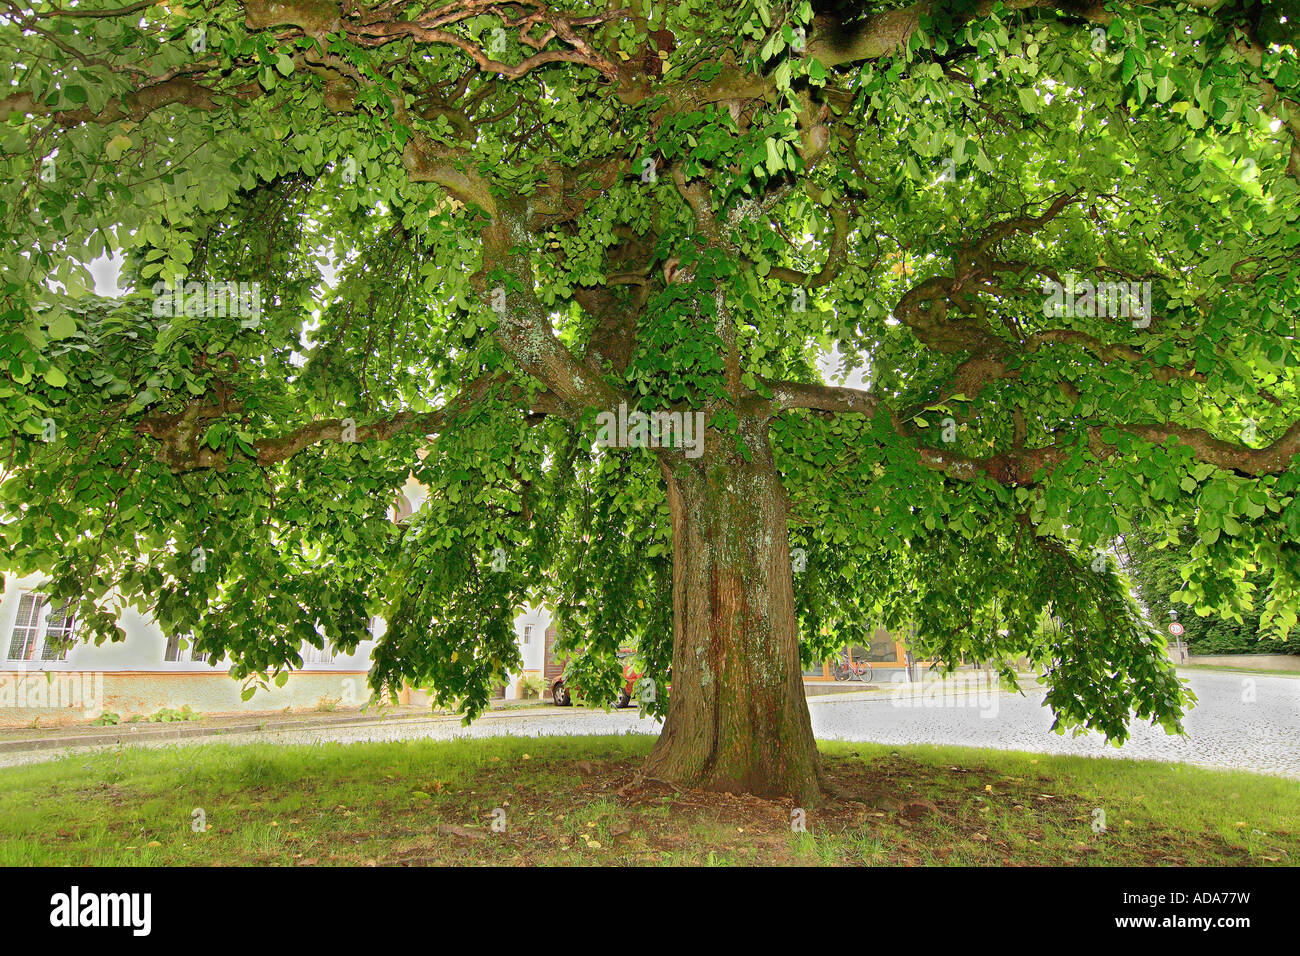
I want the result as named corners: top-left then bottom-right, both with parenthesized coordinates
top-left (105, 134), bottom-right (133, 161)
top-left (764, 138), bottom-right (783, 174)
top-left (47, 311), bottom-right (77, 340)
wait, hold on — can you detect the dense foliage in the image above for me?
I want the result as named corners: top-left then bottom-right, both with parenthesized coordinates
top-left (2, 1), bottom-right (1298, 751)
top-left (1123, 525), bottom-right (1292, 655)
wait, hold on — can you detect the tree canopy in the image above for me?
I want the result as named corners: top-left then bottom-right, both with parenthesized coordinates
top-left (2, 1), bottom-right (1299, 793)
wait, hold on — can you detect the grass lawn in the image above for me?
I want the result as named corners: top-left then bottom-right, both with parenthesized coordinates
top-left (0, 736), bottom-right (1295, 866)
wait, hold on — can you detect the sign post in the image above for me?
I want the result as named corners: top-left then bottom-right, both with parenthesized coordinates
top-left (1168, 612), bottom-right (1185, 664)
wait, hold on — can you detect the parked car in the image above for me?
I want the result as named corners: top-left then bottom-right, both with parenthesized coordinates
top-left (551, 650), bottom-right (641, 708)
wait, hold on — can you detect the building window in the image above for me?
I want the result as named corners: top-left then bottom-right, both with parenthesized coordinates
top-left (7, 594), bottom-right (43, 660)
top-left (522, 625), bottom-right (533, 646)
top-left (164, 632), bottom-right (208, 664)
top-left (863, 629), bottom-right (902, 664)
top-left (41, 601), bottom-right (75, 661)
top-left (6, 593), bottom-right (74, 662)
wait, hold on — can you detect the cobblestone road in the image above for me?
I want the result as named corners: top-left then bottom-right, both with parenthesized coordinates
top-left (246, 670), bottom-right (1300, 779)
top-left (4, 670), bottom-right (1297, 778)
top-left (809, 670), bottom-right (1300, 779)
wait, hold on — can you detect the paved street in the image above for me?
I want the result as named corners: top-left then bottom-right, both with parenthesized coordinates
top-left (173, 669), bottom-right (1300, 779)
top-left (809, 670), bottom-right (1300, 779)
top-left (3, 670), bottom-right (1297, 778)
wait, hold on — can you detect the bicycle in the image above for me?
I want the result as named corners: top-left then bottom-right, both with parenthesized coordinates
top-left (833, 658), bottom-right (873, 683)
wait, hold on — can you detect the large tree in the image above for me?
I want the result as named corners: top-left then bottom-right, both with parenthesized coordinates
top-left (2, 0), bottom-right (1299, 803)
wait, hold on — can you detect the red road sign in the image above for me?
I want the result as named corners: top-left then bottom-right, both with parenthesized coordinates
top-left (1168, 622), bottom-right (1185, 636)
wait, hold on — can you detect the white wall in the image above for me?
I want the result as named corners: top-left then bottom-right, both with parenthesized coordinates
top-left (0, 574), bottom-right (375, 674)
top-left (502, 604), bottom-right (551, 699)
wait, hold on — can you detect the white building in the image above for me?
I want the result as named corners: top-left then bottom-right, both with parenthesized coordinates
top-left (0, 475), bottom-right (551, 726)
top-left (0, 570), bottom-right (380, 727)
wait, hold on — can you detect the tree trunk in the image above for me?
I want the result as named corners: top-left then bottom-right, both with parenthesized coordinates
top-left (641, 415), bottom-right (824, 805)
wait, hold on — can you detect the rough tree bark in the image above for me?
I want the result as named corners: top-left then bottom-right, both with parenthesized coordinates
top-left (641, 410), bottom-right (824, 805)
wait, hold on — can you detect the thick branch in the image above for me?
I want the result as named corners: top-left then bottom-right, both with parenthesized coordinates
top-left (767, 379), bottom-right (879, 416)
top-left (1111, 420), bottom-right (1300, 477)
top-left (0, 76), bottom-right (225, 125)
top-left (401, 134), bottom-right (497, 215)
top-left (135, 374), bottom-right (566, 472)
top-left (480, 211), bottom-right (629, 417)
top-left (915, 417), bottom-right (1300, 488)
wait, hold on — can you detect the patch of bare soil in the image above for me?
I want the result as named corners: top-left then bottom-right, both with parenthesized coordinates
top-left (260, 751), bottom-right (1263, 867)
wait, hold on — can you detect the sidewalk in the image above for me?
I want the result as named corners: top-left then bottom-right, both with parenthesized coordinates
top-left (807, 672), bottom-right (1045, 705)
top-left (0, 673), bottom-right (1045, 759)
top-left (0, 699), bottom-right (552, 755)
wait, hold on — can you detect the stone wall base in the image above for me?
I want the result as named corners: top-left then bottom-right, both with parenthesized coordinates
top-left (0, 670), bottom-right (372, 727)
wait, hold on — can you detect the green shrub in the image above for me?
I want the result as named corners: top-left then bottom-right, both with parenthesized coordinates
top-left (145, 705), bottom-right (201, 723)
top-left (519, 675), bottom-right (547, 700)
